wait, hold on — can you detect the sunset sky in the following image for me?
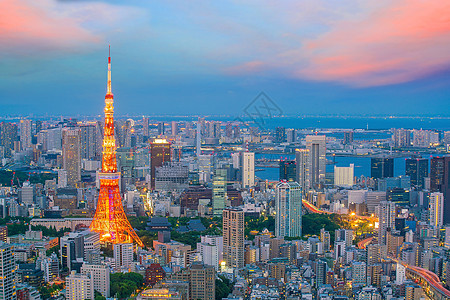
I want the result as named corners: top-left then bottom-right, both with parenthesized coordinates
top-left (1, 0), bottom-right (449, 116)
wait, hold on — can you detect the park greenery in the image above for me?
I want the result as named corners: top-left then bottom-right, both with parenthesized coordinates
top-left (216, 275), bottom-right (234, 300)
top-left (110, 272), bottom-right (144, 299)
top-left (0, 170), bottom-right (56, 186)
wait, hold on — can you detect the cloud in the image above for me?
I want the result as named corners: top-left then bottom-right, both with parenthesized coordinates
top-left (224, 0), bottom-right (450, 86)
top-left (0, 0), bottom-right (144, 57)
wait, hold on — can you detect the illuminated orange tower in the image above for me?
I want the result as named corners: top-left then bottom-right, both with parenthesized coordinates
top-left (90, 47), bottom-right (143, 247)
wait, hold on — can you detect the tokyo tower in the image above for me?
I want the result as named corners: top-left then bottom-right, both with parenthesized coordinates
top-left (90, 47), bottom-right (143, 247)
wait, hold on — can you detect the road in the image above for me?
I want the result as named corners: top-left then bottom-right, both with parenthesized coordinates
top-left (357, 237), bottom-right (374, 249)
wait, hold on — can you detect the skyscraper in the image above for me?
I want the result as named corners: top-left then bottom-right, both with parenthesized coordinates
top-left (0, 122), bottom-right (18, 157)
top-left (80, 124), bottom-right (98, 160)
top-left (371, 157), bottom-right (394, 179)
top-left (430, 156), bottom-right (450, 224)
top-left (275, 181), bottom-right (302, 238)
top-left (392, 128), bottom-right (411, 148)
top-left (306, 135), bottom-right (326, 189)
top-left (343, 130), bottom-right (354, 145)
top-left (62, 128), bottom-right (81, 187)
top-left (212, 169), bottom-right (227, 216)
top-left (376, 201), bottom-right (396, 245)
top-left (429, 192), bottom-right (444, 228)
top-left (188, 262), bottom-right (215, 300)
top-left (157, 122), bottom-right (165, 136)
top-left (171, 121), bottom-right (178, 136)
top-left (241, 151), bottom-right (255, 188)
top-left (19, 119), bottom-right (32, 150)
top-left (279, 160), bottom-right (296, 182)
top-left (0, 242), bottom-right (16, 300)
top-left (275, 127), bottom-right (286, 143)
top-left (406, 158), bottom-right (428, 189)
top-left (89, 48), bottom-right (143, 247)
top-left (334, 164), bottom-right (354, 187)
top-left (65, 271), bottom-right (94, 300)
top-left (80, 263), bottom-right (110, 298)
top-left (142, 117), bottom-right (150, 138)
top-left (223, 208), bottom-right (244, 269)
top-left (150, 139), bottom-right (171, 190)
top-left (295, 149), bottom-right (309, 193)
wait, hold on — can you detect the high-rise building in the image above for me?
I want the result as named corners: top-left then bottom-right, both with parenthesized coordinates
top-left (406, 158), bottom-right (428, 189)
top-left (223, 208), bottom-right (244, 269)
top-left (89, 49), bottom-right (143, 247)
top-left (171, 121), bottom-right (178, 137)
top-left (429, 192), bottom-right (444, 228)
top-left (306, 135), bottom-right (326, 189)
top-left (113, 243), bottom-right (133, 270)
top-left (275, 181), bottom-right (302, 238)
top-left (150, 139), bottom-right (171, 190)
top-left (19, 119), bottom-right (32, 150)
top-left (335, 229), bottom-right (353, 248)
top-left (316, 260), bottom-right (327, 287)
top-left (286, 128), bottom-right (296, 143)
top-left (334, 164), bottom-right (354, 187)
top-left (430, 156), bottom-right (450, 224)
top-left (81, 264), bottom-right (110, 298)
top-left (157, 122), bottom-right (165, 136)
top-left (65, 271), bottom-right (94, 300)
top-left (80, 124), bottom-right (98, 160)
top-left (392, 128), bottom-right (411, 148)
top-left (343, 130), bottom-right (354, 145)
top-left (197, 235), bottom-right (223, 270)
top-left (275, 127), bottom-right (286, 143)
top-left (351, 261), bottom-right (366, 286)
top-left (371, 157), bottom-right (394, 179)
top-left (279, 160), bottom-right (296, 182)
top-left (0, 242), bottom-right (16, 300)
top-left (241, 151), bottom-right (255, 188)
top-left (212, 169), bottom-right (227, 216)
top-left (142, 117), bottom-right (150, 138)
top-left (188, 262), bottom-right (215, 300)
top-left (62, 128), bottom-right (81, 187)
top-left (295, 149), bottom-right (309, 193)
top-left (376, 201), bottom-right (396, 245)
top-left (0, 122), bottom-right (18, 157)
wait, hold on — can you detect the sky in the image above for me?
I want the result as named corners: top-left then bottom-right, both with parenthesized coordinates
top-left (1, 0), bottom-right (449, 117)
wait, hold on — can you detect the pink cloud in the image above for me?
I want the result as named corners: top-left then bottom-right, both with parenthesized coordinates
top-left (226, 0), bottom-right (450, 86)
top-left (296, 0), bottom-right (450, 86)
top-left (0, 0), bottom-right (100, 55)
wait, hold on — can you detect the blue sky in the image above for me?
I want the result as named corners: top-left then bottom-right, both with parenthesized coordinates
top-left (1, 0), bottom-right (449, 117)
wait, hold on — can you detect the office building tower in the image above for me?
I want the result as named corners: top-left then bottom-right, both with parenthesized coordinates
top-left (142, 117), bottom-right (150, 138)
top-left (188, 262), bottom-right (215, 300)
top-left (223, 208), bottom-right (244, 269)
top-left (376, 201), bottom-right (396, 245)
top-left (241, 151), bottom-right (255, 188)
top-left (429, 192), bottom-right (444, 228)
top-left (0, 122), bottom-right (18, 157)
top-left (295, 149), bottom-right (309, 193)
top-left (320, 228), bottom-right (330, 251)
top-left (150, 139), bottom-right (171, 189)
top-left (80, 124), bottom-right (97, 160)
top-left (171, 121), bottom-right (178, 136)
top-left (212, 169), bottom-right (227, 216)
top-left (65, 271), bottom-right (94, 300)
top-left (81, 264), bottom-right (110, 298)
top-left (62, 128), bottom-right (81, 187)
top-left (19, 119), bottom-right (32, 150)
top-left (335, 229), bottom-right (353, 248)
top-left (113, 243), bottom-right (133, 270)
top-left (334, 164), bottom-right (354, 187)
top-left (0, 226), bottom-right (7, 243)
top-left (316, 260), bottom-right (327, 287)
top-left (371, 157), bottom-right (394, 179)
top-left (275, 181), bottom-right (302, 238)
top-left (306, 135), bottom-right (326, 189)
top-left (157, 122), bottom-right (165, 136)
top-left (275, 127), bottom-right (286, 143)
top-left (392, 128), bottom-right (411, 148)
top-left (343, 130), bottom-right (354, 145)
top-left (57, 169), bottom-right (68, 188)
top-left (279, 160), bottom-right (296, 182)
top-left (0, 242), bottom-right (16, 300)
top-left (286, 128), bottom-right (296, 143)
top-left (197, 236), bottom-right (222, 270)
top-left (351, 261), bottom-right (366, 286)
top-left (366, 244), bottom-right (380, 265)
top-left (406, 158), bottom-right (428, 189)
top-left (430, 156), bottom-right (450, 223)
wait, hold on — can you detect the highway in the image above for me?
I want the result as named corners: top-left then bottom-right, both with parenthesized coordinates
top-left (391, 257), bottom-right (450, 300)
top-left (357, 237), bottom-right (374, 249)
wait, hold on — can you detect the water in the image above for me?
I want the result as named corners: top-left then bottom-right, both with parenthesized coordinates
top-left (255, 153), bottom-right (440, 182)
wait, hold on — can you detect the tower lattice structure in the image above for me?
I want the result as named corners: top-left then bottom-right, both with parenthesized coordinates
top-left (90, 48), bottom-right (143, 247)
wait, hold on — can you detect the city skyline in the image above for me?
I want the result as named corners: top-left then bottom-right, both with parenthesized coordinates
top-left (1, 0), bottom-right (450, 116)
